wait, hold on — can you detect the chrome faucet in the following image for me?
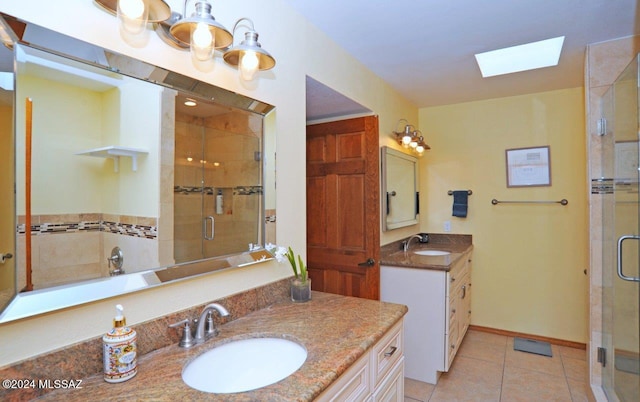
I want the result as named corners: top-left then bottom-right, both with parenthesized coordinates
top-left (402, 234), bottom-right (425, 252)
top-left (169, 302), bottom-right (230, 348)
top-left (194, 303), bottom-right (230, 343)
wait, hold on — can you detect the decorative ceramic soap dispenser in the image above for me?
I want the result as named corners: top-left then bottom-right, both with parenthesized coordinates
top-left (103, 304), bottom-right (137, 383)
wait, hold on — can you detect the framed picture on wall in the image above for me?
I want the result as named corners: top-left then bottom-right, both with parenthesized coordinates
top-left (505, 146), bottom-right (551, 187)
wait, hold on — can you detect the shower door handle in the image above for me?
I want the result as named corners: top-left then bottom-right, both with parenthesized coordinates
top-left (616, 235), bottom-right (640, 282)
top-left (204, 216), bottom-right (215, 241)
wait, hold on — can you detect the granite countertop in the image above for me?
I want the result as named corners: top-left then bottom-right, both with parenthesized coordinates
top-left (380, 234), bottom-right (473, 271)
top-left (37, 292), bottom-right (407, 401)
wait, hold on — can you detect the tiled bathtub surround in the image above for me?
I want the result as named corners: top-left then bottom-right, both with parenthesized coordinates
top-left (0, 278), bottom-right (291, 401)
top-left (15, 213), bottom-right (158, 289)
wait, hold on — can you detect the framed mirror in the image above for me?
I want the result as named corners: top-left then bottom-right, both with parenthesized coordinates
top-left (0, 13), bottom-right (276, 323)
top-left (381, 146), bottom-right (419, 231)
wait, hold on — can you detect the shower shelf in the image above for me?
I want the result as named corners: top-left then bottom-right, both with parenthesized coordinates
top-left (76, 146), bottom-right (148, 172)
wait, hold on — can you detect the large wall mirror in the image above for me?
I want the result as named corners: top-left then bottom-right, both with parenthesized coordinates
top-left (381, 146), bottom-right (419, 231)
top-left (0, 13), bottom-right (277, 323)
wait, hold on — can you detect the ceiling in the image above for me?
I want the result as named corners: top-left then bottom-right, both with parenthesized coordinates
top-left (285, 0), bottom-right (640, 121)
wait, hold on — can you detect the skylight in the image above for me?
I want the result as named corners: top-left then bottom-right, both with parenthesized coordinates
top-left (475, 36), bottom-right (565, 78)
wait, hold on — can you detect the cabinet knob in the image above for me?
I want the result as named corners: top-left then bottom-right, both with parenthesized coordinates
top-left (452, 308), bottom-right (456, 313)
top-left (450, 277), bottom-right (455, 282)
top-left (451, 344), bottom-right (456, 349)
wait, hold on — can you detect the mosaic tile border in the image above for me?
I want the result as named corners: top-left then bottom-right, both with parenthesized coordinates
top-left (174, 185), bottom-right (263, 195)
top-left (17, 216), bottom-right (157, 239)
top-left (591, 178), bottom-right (614, 194)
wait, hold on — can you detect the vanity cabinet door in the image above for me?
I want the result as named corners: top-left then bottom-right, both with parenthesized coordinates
top-left (315, 352), bottom-right (370, 402)
top-left (317, 318), bottom-right (405, 401)
top-left (445, 251), bottom-right (472, 371)
top-left (372, 357), bottom-right (404, 402)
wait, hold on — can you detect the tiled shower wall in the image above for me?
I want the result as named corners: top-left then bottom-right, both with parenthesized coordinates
top-left (585, 35), bottom-right (640, 395)
top-left (16, 213), bottom-right (158, 289)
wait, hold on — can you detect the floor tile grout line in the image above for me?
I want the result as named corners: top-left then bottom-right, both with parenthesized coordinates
top-left (498, 336), bottom-right (510, 402)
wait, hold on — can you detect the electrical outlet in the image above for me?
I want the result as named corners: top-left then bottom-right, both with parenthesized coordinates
top-left (443, 221), bottom-right (451, 232)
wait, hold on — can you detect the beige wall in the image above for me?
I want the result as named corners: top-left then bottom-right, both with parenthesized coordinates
top-left (419, 87), bottom-right (589, 343)
top-left (15, 74), bottom-right (161, 217)
top-left (0, 0), bottom-right (418, 367)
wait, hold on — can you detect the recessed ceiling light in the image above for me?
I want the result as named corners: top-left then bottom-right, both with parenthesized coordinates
top-left (184, 98), bottom-right (197, 107)
top-left (475, 36), bottom-right (565, 78)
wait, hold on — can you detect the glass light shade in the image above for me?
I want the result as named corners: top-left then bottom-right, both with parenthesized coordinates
top-left (239, 50), bottom-right (260, 81)
top-left (223, 29), bottom-right (275, 80)
top-left (409, 141), bottom-right (418, 148)
top-left (191, 22), bottom-right (214, 61)
top-left (169, 1), bottom-right (232, 49)
top-left (117, 0), bottom-right (148, 36)
top-left (401, 135), bottom-right (412, 146)
top-left (416, 145), bottom-right (425, 153)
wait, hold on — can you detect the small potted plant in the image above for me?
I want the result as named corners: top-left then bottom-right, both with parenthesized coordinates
top-left (269, 244), bottom-right (311, 302)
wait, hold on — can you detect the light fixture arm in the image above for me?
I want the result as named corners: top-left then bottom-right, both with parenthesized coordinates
top-left (394, 118), bottom-right (410, 134)
top-left (231, 17), bottom-right (257, 41)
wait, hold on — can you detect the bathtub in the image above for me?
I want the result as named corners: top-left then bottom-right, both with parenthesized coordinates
top-left (0, 271), bottom-right (160, 323)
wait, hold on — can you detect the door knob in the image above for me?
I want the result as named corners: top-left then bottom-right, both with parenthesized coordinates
top-left (0, 253), bottom-right (13, 264)
top-left (358, 258), bottom-right (375, 267)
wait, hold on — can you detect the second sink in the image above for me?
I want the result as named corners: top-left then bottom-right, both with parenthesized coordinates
top-left (414, 250), bottom-right (451, 256)
top-left (182, 337), bottom-right (307, 393)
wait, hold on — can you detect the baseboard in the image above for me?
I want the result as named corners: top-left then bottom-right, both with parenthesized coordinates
top-left (469, 325), bottom-right (586, 350)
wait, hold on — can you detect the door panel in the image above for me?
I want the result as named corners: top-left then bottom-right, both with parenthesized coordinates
top-left (603, 53), bottom-right (640, 402)
top-left (306, 116), bottom-right (380, 300)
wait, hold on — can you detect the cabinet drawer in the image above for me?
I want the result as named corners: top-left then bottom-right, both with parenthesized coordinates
top-left (371, 320), bottom-right (404, 389)
top-left (371, 357), bottom-right (404, 402)
top-left (316, 352), bottom-right (370, 402)
top-left (448, 257), bottom-right (467, 295)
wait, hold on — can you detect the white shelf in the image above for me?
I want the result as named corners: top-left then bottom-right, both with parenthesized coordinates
top-left (76, 146), bottom-right (148, 172)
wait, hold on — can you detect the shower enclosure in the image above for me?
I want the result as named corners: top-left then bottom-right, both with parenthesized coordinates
top-left (601, 53), bottom-right (640, 402)
top-left (173, 97), bottom-right (264, 264)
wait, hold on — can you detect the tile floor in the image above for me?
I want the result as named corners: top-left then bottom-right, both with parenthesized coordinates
top-left (404, 329), bottom-right (592, 402)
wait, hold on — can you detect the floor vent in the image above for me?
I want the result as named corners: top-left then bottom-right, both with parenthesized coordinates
top-left (615, 354), bottom-right (640, 374)
top-left (513, 337), bottom-right (552, 357)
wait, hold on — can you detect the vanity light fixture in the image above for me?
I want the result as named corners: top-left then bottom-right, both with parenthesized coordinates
top-left (94, 0), bottom-right (276, 79)
top-left (392, 119), bottom-right (430, 156)
top-left (222, 18), bottom-right (276, 81)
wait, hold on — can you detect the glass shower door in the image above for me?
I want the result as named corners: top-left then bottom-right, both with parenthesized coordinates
top-left (173, 96), bottom-right (265, 264)
top-left (603, 53), bottom-right (640, 402)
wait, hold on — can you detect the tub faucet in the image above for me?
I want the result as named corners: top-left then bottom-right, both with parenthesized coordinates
top-left (194, 303), bottom-right (230, 343)
top-left (402, 234), bottom-right (425, 252)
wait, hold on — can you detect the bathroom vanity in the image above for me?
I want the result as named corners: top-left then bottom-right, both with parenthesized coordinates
top-left (26, 291), bottom-right (406, 401)
top-left (380, 234), bottom-right (473, 384)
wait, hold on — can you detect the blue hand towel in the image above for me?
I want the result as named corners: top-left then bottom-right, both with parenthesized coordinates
top-left (452, 190), bottom-right (468, 218)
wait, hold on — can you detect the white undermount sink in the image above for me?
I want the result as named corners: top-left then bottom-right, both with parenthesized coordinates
top-left (414, 250), bottom-right (451, 256)
top-left (182, 337), bottom-right (307, 393)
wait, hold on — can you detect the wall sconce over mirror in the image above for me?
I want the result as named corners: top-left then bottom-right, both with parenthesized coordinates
top-left (392, 118), bottom-right (430, 156)
top-left (94, 0), bottom-right (276, 80)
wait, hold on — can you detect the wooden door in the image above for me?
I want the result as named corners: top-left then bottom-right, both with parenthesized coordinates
top-left (306, 116), bottom-right (380, 300)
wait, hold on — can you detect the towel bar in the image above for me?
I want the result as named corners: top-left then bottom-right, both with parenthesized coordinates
top-left (491, 198), bottom-right (568, 206)
top-left (448, 190), bottom-right (472, 195)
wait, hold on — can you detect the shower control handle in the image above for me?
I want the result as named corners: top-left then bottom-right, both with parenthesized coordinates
top-left (616, 235), bottom-right (640, 282)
